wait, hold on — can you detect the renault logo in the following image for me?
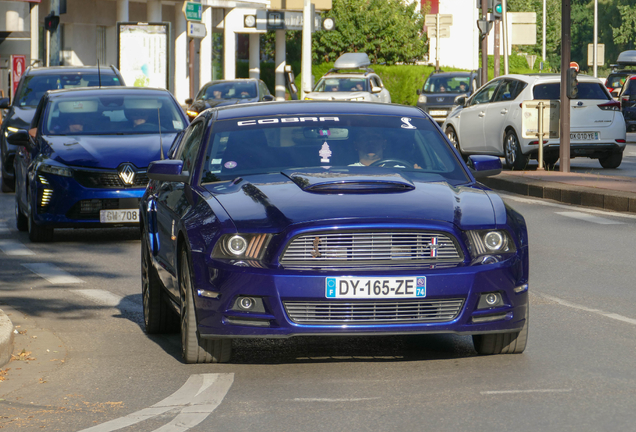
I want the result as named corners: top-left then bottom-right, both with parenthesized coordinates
top-left (118, 163), bottom-right (136, 186)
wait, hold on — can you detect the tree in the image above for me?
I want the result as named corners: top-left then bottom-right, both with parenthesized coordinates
top-left (312, 0), bottom-right (428, 65)
top-left (611, 4), bottom-right (636, 49)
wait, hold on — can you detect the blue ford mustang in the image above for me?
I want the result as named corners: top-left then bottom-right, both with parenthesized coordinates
top-left (141, 101), bottom-right (529, 363)
top-left (11, 87), bottom-right (188, 242)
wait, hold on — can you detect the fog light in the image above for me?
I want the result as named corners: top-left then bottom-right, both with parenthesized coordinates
top-left (238, 297), bottom-right (255, 310)
top-left (477, 292), bottom-right (504, 309)
top-left (197, 289), bottom-right (220, 299)
top-left (480, 255), bottom-right (499, 265)
top-left (513, 283), bottom-right (528, 293)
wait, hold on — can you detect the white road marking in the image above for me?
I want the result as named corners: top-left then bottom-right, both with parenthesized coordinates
top-left (78, 373), bottom-right (234, 432)
top-left (0, 222), bottom-right (9, 234)
top-left (555, 211), bottom-right (625, 225)
top-left (73, 289), bottom-right (142, 313)
top-left (537, 292), bottom-right (636, 326)
top-left (502, 194), bottom-right (636, 221)
top-left (0, 239), bottom-right (35, 256)
top-left (481, 389), bottom-right (572, 395)
top-left (22, 263), bottom-right (83, 284)
top-left (292, 397), bottom-right (382, 402)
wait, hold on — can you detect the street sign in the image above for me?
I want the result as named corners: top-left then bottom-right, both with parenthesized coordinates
top-left (587, 43), bottom-right (605, 66)
top-left (255, 10), bottom-right (322, 31)
top-left (10, 55), bottom-right (26, 100)
top-left (182, 2), bottom-right (202, 21)
top-left (427, 26), bottom-right (450, 39)
top-left (569, 61), bottom-right (579, 72)
top-left (521, 100), bottom-right (560, 140)
top-left (477, 19), bottom-right (493, 37)
top-left (187, 21), bottom-right (206, 38)
top-left (424, 14), bottom-right (452, 26)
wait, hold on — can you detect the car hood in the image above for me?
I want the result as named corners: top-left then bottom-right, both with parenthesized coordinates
top-left (5, 106), bottom-right (36, 129)
top-left (205, 169), bottom-right (497, 232)
top-left (43, 133), bottom-right (177, 169)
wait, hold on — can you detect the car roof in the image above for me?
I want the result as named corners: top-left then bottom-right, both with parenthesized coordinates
top-left (25, 66), bottom-right (119, 76)
top-left (212, 101), bottom-right (425, 121)
top-left (203, 79), bottom-right (259, 85)
top-left (46, 86), bottom-right (173, 99)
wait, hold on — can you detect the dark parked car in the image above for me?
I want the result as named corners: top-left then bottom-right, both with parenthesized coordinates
top-left (11, 87), bottom-right (188, 242)
top-left (606, 50), bottom-right (636, 97)
top-left (184, 78), bottom-right (274, 120)
top-left (619, 75), bottom-right (636, 132)
top-left (417, 71), bottom-right (478, 124)
top-left (140, 101), bottom-right (529, 364)
top-left (0, 65), bottom-right (125, 192)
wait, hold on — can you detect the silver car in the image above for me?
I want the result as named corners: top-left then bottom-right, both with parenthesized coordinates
top-left (303, 53), bottom-right (391, 103)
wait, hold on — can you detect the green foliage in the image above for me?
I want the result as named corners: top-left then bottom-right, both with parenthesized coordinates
top-left (612, 4), bottom-right (636, 47)
top-left (312, 0), bottom-right (428, 65)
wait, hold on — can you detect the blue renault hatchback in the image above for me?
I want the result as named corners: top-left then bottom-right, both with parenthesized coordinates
top-left (11, 87), bottom-right (188, 242)
top-left (140, 101), bottom-right (529, 363)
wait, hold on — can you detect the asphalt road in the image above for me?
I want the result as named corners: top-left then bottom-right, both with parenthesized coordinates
top-left (1, 189), bottom-right (636, 431)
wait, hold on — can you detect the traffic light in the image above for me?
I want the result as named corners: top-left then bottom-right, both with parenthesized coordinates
top-left (44, 12), bottom-right (59, 32)
top-left (492, 0), bottom-right (503, 19)
top-left (566, 67), bottom-right (579, 99)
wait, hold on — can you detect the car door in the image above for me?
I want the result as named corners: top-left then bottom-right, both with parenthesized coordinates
top-left (484, 79), bottom-right (526, 154)
top-left (458, 79), bottom-right (502, 153)
top-left (154, 119), bottom-right (206, 298)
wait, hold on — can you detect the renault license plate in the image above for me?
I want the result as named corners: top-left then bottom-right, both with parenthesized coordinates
top-left (570, 132), bottom-right (599, 141)
top-left (430, 110), bottom-right (448, 116)
top-left (325, 276), bottom-right (426, 299)
top-left (100, 209), bottom-right (139, 223)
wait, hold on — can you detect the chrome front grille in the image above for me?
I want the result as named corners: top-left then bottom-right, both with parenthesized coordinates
top-left (284, 299), bottom-right (464, 324)
top-left (280, 231), bottom-right (463, 269)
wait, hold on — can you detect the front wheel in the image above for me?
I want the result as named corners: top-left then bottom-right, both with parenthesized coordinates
top-left (503, 130), bottom-right (529, 171)
top-left (599, 150), bottom-right (623, 169)
top-left (179, 247), bottom-right (232, 363)
top-left (15, 196), bottom-right (27, 231)
top-left (445, 126), bottom-right (467, 161)
top-left (473, 305), bottom-right (529, 355)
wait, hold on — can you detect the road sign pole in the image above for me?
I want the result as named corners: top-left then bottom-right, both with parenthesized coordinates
top-left (537, 101), bottom-right (545, 170)
top-left (436, 13), bottom-right (440, 72)
top-left (560, 0), bottom-right (571, 173)
top-left (503, 0), bottom-right (509, 74)
top-left (301, 0), bottom-right (312, 95)
top-left (481, 0), bottom-right (488, 86)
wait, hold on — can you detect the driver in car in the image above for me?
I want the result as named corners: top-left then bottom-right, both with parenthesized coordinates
top-left (350, 129), bottom-right (421, 168)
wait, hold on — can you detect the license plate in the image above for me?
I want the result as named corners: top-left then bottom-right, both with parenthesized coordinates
top-left (570, 132), bottom-right (599, 141)
top-left (325, 276), bottom-right (426, 299)
top-left (429, 110), bottom-right (448, 116)
top-left (99, 209), bottom-right (139, 223)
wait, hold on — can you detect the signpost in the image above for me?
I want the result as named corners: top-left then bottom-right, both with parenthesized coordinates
top-left (521, 99), bottom-right (560, 170)
top-left (587, 43), bottom-right (604, 67)
top-left (182, 2), bottom-right (202, 21)
top-left (187, 21), bottom-right (206, 38)
top-left (10, 55), bottom-right (26, 101)
top-left (425, 14), bottom-right (452, 71)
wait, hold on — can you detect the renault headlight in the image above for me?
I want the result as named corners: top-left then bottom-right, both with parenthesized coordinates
top-left (38, 162), bottom-right (73, 177)
top-left (212, 233), bottom-right (272, 260)
top-left (466, 230), bottom-right (516, 263)
top-left (418, 94), bottom-right (427, 104)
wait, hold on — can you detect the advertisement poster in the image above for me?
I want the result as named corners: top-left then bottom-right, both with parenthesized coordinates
top-left (117, 23), bottom-right (170, 89)
top-left (10, 55), bottom-right (26, 100)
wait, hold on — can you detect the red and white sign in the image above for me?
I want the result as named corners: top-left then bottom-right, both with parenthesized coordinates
top-left (569, 61), bottom-right (580, 72)
top-left (10, 55), bottom-right (27, 100)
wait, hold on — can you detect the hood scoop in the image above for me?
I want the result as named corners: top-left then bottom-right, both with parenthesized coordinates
top-left (283, 168), bottom-right (415, 194)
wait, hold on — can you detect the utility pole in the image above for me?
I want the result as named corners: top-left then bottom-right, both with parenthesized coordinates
top-left (559, 0), bottom-right (571, 173)
top-left (593, 0), bottom-right (598, 77)
top-left (301, 0), bottom-right (313, 96)
top-left (542, 0), bottom-right (546, 68)
top-left (503, 0), bottom-right (509, 74)
top-left (481, 0), bottom-right (488, 86)
top-left (494, 20), bottom-right (500, 77)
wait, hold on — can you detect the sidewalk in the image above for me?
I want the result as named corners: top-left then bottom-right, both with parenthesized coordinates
top-left (481, 170), bottom-right (636, 213)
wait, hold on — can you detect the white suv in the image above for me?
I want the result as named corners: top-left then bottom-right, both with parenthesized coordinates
top-left (442, 74), bottom-right (627, 170)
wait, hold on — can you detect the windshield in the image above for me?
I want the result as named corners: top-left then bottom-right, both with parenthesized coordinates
top-left (314, 78), bottom-right (368, 92)
top-left (43, 94), bottom-right (186, 135)
top-left (200, 115), bottom-right (469, 185)
top-left (200, 82), bottom-right (257, 100)
top-left (533, 82), bottom-right (610, 100)
top-left (423, 75), bottom-right (470, 94)
top-left (16, 74), bottom-right (122, 107)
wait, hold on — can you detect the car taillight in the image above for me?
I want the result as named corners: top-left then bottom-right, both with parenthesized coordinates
top-left (598, 101), bottom-right (620, 111)
top-left (616, 139), bottom-right (626, 143)
top-left (607, 87), bottom-right (614, 93)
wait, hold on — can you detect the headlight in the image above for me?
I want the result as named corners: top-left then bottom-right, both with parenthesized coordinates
top-left (349, 97), bottom-right (366, 101)
top-left (6, 126), bottom-right (19, 133)
top-left (186, 110), bottom-right (199, 117)
top-left (212, 233), bottom-right (272, 260)
top-left (38, 162), bottom-right (73, 177)
top-left (466, 230), bottom-right (516, 260)
top-left (418, 95), bottom-right (427, 104)
top-left (304, 97), bottom-right (313, 100)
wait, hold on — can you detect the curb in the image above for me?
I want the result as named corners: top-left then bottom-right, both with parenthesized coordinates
top-left (481, 175), bottom-right (636, 214)
top-left (0, 308), bottom-right (15, 368)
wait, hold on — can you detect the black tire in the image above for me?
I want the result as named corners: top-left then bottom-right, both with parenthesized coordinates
top-left (473, 305), bottom-right (529, 355)
top-left (179, 247), bottom-right (231, 364)
top-left (445, 126), bottom-right (467, 161)
top-left (15, 196), bottom-right (27, 231)
top-left (142, 231), bottom-right (179, 334)
top-left (599, 150), bottom-right (623, 169)
top-left (27, 190), bottom-right (53, 242)
top-left (503, 130), bottom-right (529, 171)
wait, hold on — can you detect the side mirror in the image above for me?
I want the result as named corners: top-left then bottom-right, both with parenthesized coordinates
top-left (262, 94), bottom-right (275, 102)
top-left (371, 86), bottom-right (382, 94)
top-left (454, 95), bottom-right (467, 106)
top-left (7, 129), bottom-right (32, 150)
top-left (611, 89), bottom-right (620, 98)
top-left (467, 155), bottom-right (502, 179)
top-left (0, 97), bottom-right (10, 109)
top-left (416, 89), bottom-right (421, 95)
top-left (147, 159), bottom-right (190, 183)
top-left (185, 98), bottom-right (193, 105)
